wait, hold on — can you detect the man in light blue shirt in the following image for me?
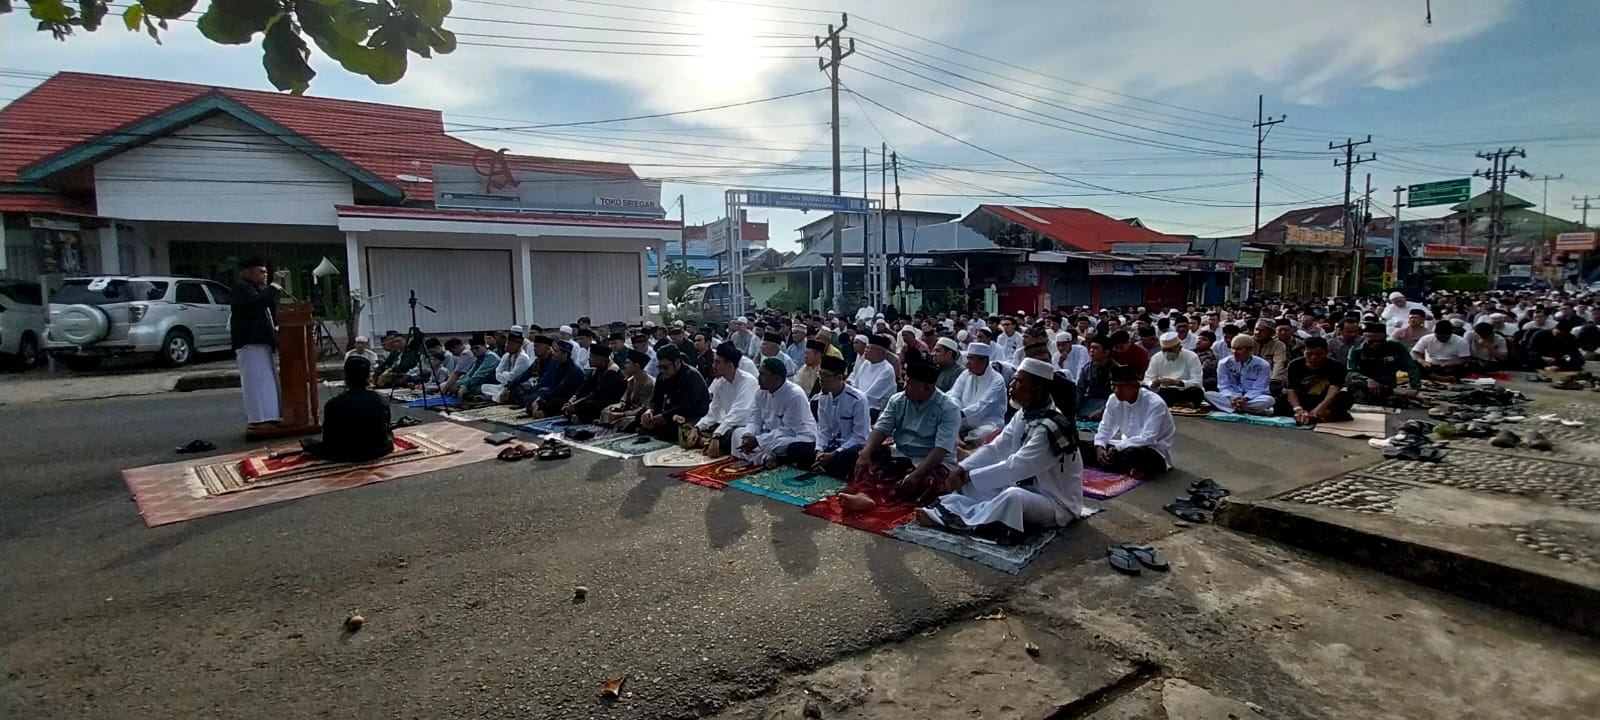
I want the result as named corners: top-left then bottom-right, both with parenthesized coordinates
top-left (814, 355), bottom-right (872, 479)
top-left (1204, 334), bottom-right (1274, 415)
top-left (837, 361), bottom-right (961, 513)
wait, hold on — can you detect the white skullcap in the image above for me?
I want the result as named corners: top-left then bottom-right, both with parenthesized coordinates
top-left (643, 320), bottom-right (656, 328)
top-left (1018, 358), bottom-right (1055, 381)
top-left (510, 324), bottom-right (524, 333)
top-left (354, 335), bottom-right (369, 344)
top-left (935, 337), bottom-right (960, 353)
top-left (967, 342), bottom-right (992, 358)
top-left (735, 316), bottom-right (748, 324)
top-left (957, 330), bottom-right (970, 342)
top-left (1159, 331), bottom-right (1180, 344)
top-left (559, 325), bottom-right (573, 334)
top-left (1389, 291), bottom-right (1406, 300)
top-left (1054, 332), bottom-right (1072, 343)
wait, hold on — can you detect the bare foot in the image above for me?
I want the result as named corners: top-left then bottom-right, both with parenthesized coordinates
top-left (914, 507), bottom-right (943, 527)
top-left (837, 493), bottom-right (877, 514)
top-left (705, 444), bottom-right (724, 459)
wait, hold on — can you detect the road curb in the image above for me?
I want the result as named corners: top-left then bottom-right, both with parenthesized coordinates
top-left (173, 367), bottom-right (342, 392)
top-left (1215, 499), bottom-right (1600, 638)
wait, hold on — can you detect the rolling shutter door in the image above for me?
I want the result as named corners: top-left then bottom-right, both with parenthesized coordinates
top-left (365, 247), bottom-right (514, 334)
top-left (530, 252), bottom-right (642, 327)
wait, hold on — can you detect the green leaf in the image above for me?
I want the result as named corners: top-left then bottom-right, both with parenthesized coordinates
top-left (28, 0), bottom-right (73, 23)
top-left (261, 17), bottom-right (314, 93)
top-left (121, 3), bottom-right (143, 30)
top-left (139, 0), bottom-right (198, 20)
top-left (143, 14), bottom-right (162, 43)
top-left (76, 0), bottom-right (106, 30)
top-left (196, 0), bottom-right (279, 45)
top-left (397, 0), bottom-right (449, 26)
top-left (423, 26), bottom-right (453, 54)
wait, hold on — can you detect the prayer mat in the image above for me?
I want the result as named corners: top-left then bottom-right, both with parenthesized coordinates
top-left (729, 467), bottom-right (847, 507)
top-left (572, 434), bottom-right (674, 459)
top-left (1082, 467), bottom-right (1142, 500)
top-left (196, 434), bottom-right (455, 495)
top-left (1466, 373), bottom-right (1512, 382)
top-left (122, 424), bottom-right (499, 527)
top-left (448, 404), bottom-right (528, 425)
top-left (1204, 411), bottom-right (1307, 429)
top-left (518, 420), bottom-right (628, 443)
top-left (387, 389), bottom-right (422, 402)
top-left (644, 445), bottom-right (714, 468)
top-left (1075, 421), bottom-right (1100, 431)
top-left (888, 524), bottom-right (1061, 574)
top-left (672, 457), bottom-right (761, 487)
top-left (1169, 405), bottom-right (1211, 417)
top-left (802, 493), bottom-right (917, 535)
top-left (1312, 411), bottom-right (1388, 439)
top-left (520, 416), bottom-right (585, 435)
top-left (1350, 404), bottom-right (1401, 415)
top-left (406, 395), bottom-right (458, 408)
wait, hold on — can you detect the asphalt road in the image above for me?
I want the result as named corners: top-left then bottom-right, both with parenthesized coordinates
top-left (0, 391), bottom-right (1369, 719)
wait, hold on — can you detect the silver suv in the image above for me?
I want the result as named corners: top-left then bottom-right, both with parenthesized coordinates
top-left (46, 276), bottom-right (235, 370)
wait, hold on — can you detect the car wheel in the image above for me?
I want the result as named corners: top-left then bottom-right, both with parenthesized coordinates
top-left (17, 332), bottom-right (40, 368)
top-left (56, 354), bottom-right (104, 372)
top-left (159, 329), bottom-right (194, 368)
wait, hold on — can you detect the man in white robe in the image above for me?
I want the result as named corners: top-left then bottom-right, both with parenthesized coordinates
top-left (1092, 363), bottom-right (1177, 478)
top-left (847, 333), bottom-right (898, 419)
top-left (691, 342), bottom-right (759, 458)
top-left (230, 259), bottom-right (288, 429)
top-left (948, 342), bottom-right (1007, 443)
top-left (735, 357), bottom-right (820, 468)
top-left (1380, 291), bottom-right (1431, 333)
top-left (1053, 332), bottom-right (1089, 383)
top-left (919, 358), bottom-right (1084, 533)
top-left (478, 332), bottom-right (533, 403)
top-left (1144, 331), bottom-right (1206, 408)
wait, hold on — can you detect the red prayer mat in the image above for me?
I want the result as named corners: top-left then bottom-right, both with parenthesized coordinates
top-left (1082, 467), bottom-right (1142, 500)
top-left (673, 457), bottom-right (763, 489)
top-left (240, 437), bottom-right (419, 479)
top-left (1466, 373), bottom-right (1512, 382)
top-left (802, 478), bottom-right (921, 535)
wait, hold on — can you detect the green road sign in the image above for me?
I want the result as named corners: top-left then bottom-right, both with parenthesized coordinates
top-left (1407, 178), bottom-right (1471, 207)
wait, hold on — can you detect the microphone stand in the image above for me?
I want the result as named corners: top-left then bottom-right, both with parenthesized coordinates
top-left (398, 290), bottom-right (442, 414)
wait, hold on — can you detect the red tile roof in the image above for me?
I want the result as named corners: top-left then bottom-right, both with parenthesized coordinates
top-left (0, 72), bottom-right (636, 203)
top-left (0, 192), bottom-right (95, 215)
top-left (976, 205), bottom-right (1188, 252)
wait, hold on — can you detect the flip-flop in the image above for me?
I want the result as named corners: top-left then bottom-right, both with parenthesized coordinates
top-left (536, 440), bottom-right (572, 461)
top-left (1106, 547), bottom-right (1142, 575)
top-left (498, 444), bottom-right (535, 461)
top-left (390, 416), bottom-right (421, 430)
top-left (175, 439), bottom-right (215, 454)
top-left (1163, 501), bottom-right (1209, 524)
top-left (1119, 544), bottom-right (1170, 571)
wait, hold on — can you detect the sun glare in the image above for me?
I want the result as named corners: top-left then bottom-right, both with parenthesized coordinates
top-left (694, 1), bottom-right (765, 86)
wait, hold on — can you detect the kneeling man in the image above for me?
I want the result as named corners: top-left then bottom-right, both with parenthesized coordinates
top-left (1090, 364), bottom-right (1175, 478)
top-left (918, 358), bottom-right (1084, 535)
top-left (813, 355), bottom-right (872, 479)
top-left (734, 357), bottom-right (821, 468)
top-left (837, 362), bottom-right (962, 511)
top-left (1277, 336), bottom-right (1352, 425)
top-left (689, 342), bottom-right (759, 457)
top-left (1204, 334), bottom-right (1273, 415)
top-left (301, 356), bottom-right (394, 462)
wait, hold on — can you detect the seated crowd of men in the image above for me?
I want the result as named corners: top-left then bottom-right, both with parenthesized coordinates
top-left (325, 285), bottom-right (1595, 538)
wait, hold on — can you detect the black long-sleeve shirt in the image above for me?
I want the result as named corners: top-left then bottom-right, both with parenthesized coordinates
top-left (1529, 329), bottom-right (1581, 361)
top-left (229, 281), bottom-right (279, 349)
top-left (303, 388), bottom-right (393, 462)
top-left (570, 367), bottom-right (626, 419)
top-left (652, 365), bottom-right (711, 424)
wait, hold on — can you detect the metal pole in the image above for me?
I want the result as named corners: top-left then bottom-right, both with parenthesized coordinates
top-left (1393, 185), bottom-right (1405, 288)
top-left (1251, 95), bottom-right (1283, 244)
top-left (881, 142), bottom-right (888, 309)
top-left (863, 146), bottom-right (871, 309)
top-left (677, 194), bottom-right (686, 266)
top-left (893, 151), bottom-right (904, 306)
top-left (816, 14), bottom-right (853, 314)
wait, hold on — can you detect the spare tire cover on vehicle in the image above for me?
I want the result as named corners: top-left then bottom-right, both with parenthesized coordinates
top-left (56, 304), bottom-right (110, 345)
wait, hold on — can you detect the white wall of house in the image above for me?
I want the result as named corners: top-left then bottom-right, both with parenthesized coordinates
top-left (94, 115), bottom-right (355, 226)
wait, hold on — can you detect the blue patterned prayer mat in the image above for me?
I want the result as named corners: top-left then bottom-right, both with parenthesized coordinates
top-left (728, 466), bottom-right (847, 507)
top-left (581, 434), bottom-right (674, 458)
top-left (1075, 421), bottom-right (1099, 432)
top-left (1204, 412), bottom-right (1306, 429)
top-left (516, 422), bottom-right (630, 444)
top-left (520, 417), bottom-right (586, 435)
top-left (889, 524), bottom-right (1061, 574)
top-left (406, 395), bottom-right (459, 408)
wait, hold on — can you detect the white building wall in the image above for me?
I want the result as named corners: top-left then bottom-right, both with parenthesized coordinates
top-left (94, 114), bottom-right (355, 226)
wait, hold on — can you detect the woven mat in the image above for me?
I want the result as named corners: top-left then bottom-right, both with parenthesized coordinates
top-left (1082, 467), bottom-right (1142, 500)
top-left (644, 446), bottom-right (714, 468)
top-left (728, 467), bottom-right (846, 507)
top-left (673, 457), bottom-right (761, 487)
top-left (1312, 411), bottom-right (1388, 438)
top-left (888, 524), bottom-right (1061, 574)
top-left (1205, 411), bottom-right (1306, 429)
top-left (449, 404), bottom-right (528, 425)
top-left (387, 390), bottom-right (422, 403)
top-left (189, 433), bottom-right (458, 497)
top-left (572, 434), bottom-right (674, 459)
top-left (1350, 404), bottom-right (1401, 415)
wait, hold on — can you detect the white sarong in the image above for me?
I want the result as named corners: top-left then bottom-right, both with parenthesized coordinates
top-left (238, 344), bottom-right (281, 424)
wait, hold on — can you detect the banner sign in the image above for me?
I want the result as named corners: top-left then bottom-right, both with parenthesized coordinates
top-left (1236, 249), bottom-right (1266, 269)
top-left (1422, 243), bottom-right (1487, 258)
top-left (1554, 232), bottom-right (1597, 252)
top-left (1407, 178), bottom-right (1471, 207)
top-left (1088, 259), bottom-right (1227, 276)
top-left (743, 191), bottom-right (868, 214)
top-left (1285, 225), bottom-right (1345, 246)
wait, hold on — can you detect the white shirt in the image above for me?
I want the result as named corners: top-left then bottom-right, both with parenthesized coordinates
top-left (960, 410), bottom-right (1084, 524)
top-left (1411, 333), bottom-right (1471, 366)
top-left (848, 358), bottom-right (897, 411)
top-left (1381, 301), bottom-right (1430, 331)
top-left (991, 330), bottom-right (1022, 359)
top-left (1176, 330), bottom-right (1199, 350)
top-left (1143, 348), bottom-right (1204, 389)
top-left (1094, 387), bottom-right (1176, 469)
top-left (817, 384), bottom-right (872, 453)
top-left (759, 352), bottom-right (799, 377)
top-left (855, 305), bottom-right (877, 323)
top-left (495, 348), bottom-right (532, 386)
top-left (949, 364), bottom-right (1007, 430)
top-left (698, 369), bottom-right (758, 431)
top-left (741, 380), bottom-right (819, 453)
top-left (1054, 344), bottom-right (1089, 382)
top-left (570, 343), bottom-right (591, 369)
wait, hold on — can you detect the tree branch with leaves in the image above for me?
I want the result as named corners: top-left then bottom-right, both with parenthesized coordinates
top-left (3, 0), bottom-right (456, 93)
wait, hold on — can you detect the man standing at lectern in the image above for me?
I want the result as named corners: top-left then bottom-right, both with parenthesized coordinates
top-left (232, 259), bottom-right (288, 431)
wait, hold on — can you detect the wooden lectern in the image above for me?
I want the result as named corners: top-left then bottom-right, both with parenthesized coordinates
top-left (245, 302), bottom-right (322, 440)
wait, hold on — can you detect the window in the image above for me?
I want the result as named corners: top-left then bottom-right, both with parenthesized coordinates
top-left (203, 282), bottom-right (232, 305)
top-left (0, 281), bottom-right (42, 305)
top-left (51, 280), bottom-right (168, 305)
top-left (176, 282), bottom-right (209, 305)
top-left (761, 276), bottom-right (775, 284)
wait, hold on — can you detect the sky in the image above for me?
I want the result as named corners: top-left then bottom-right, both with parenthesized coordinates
top-left (4, 0), bottom-right (1599, 252)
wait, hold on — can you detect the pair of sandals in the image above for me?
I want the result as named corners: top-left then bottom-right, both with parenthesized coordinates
top-left (497, 439), bottom-right (573, 462)
top-left (1107, 543), bottom-right (1169, 575)
top-left (390, 416), bottom-right (421, 430)
top-left (1163, 479), bottom-right (1231, 523)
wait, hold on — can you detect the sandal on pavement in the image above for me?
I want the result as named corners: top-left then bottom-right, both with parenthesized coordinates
top-left (498, 444), bottom-right (536, 461)
top-left (1106, 547), bottom-right (1142, 576)
top-left (536, 440), bottom-right (572, 461)
top-left (1118, 544), bottom-right (1170, 572)
top-left (175, 439), bottom-right (215, 454)
top-left (1163, 500), bottom-right (1209, 524)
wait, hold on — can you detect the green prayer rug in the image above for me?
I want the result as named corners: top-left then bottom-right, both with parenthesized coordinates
top-left (729, 466), bottom-right (846, 507)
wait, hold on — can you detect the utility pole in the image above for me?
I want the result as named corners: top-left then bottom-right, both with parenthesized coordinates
top-left (1356, 173), bottom-right (1373, 291)
top-left (1392, 185), bottom-right (1407, 288)
top-left (675, 194), bottom-right (686, 266)
top-left (892, 150), bottom-right (904, 307)
top-left (816, 13), bottom-right (854, 313)
top-left (1530, 174), bottom-right (1563, 273)
top-left (1331, 135), bottom-right (1375, 293)
top-left (1473, 147), bottom-right (1529, 282)
top-left (1252, 95), bottom-right (1285, 244)
top-left (1576, 195), bottom-right (1598, 227)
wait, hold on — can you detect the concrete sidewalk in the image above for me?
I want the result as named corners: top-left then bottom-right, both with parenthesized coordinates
top-left (0, 359), bottom-right (342, 405)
